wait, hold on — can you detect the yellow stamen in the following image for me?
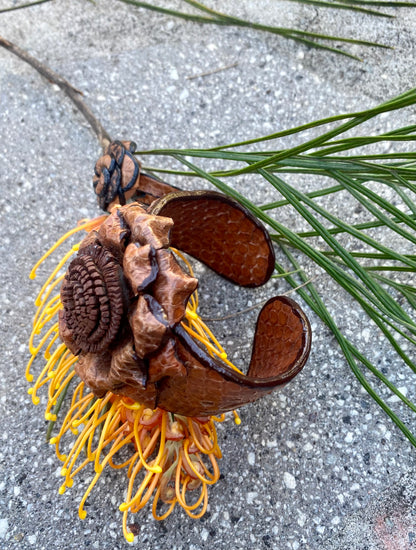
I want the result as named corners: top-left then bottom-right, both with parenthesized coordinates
top-left (182, 442), bottom-right (218, 486)
top-left (152, 485), bottom-right (177, 520)
top-left (26, 322), bottom-right (60, 380)
top-left (34, 248), bottom-right (77, 307)
top-left (132, 410), bottom-right (163, 475)
top-left (78, 430), bottom-right (135, 520)
top-left (30, 215), bottom-right (106, 280)
top-left (233, 410), bottom-right (242, 425)
top-left (181, 475), bottom-right (206, 511)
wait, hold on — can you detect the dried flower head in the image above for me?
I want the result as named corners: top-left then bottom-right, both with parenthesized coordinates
top-left (27, 143), bottom-right (311, 541)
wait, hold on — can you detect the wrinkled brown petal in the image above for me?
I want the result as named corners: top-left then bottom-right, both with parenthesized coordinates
top-left (75, 352), bottom-right (112, 398)
top-left (110, 339), bottom-right (148, 389)
top-left (123, 243), bottom-right (158, 294)
top-left (153, 249), bottom-right (198, 325)
top-left (128, 294), bottom-right (169, 359)
top-left (121, 203), bottom-right (173, 249)
top-left (97, 208), bottom-right (130, 262)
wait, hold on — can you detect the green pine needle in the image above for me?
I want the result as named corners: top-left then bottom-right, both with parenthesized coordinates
top-left (116, 0), bottom-right (397, 59)
top-left (0, 0), bottom-right (52, 13)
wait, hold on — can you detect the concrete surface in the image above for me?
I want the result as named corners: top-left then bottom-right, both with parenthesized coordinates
top-left (0, 1), bottom-right (416, 549)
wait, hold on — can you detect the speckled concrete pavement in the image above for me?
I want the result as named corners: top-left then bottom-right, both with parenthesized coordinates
top-left (1, 1), bottom-right (416, 549)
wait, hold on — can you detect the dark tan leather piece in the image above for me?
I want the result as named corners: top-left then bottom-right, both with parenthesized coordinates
top-left (152, 249), bottom-right (198, 325)
top-left (247, 296), bottom-right (311, 379)
top-left (149, 190), bottom-right (275, 287)
top-left (122, 203), bottom-right (173, 249)
top-left (153, 296), bottom-right (310, 416)
top-left (97, 209), bottom-right (129, 262)
top-left (147, 338), bottom-right (187, 383)
top-left (129, 295), bottom-right (168, 359)
top-left (108, 296), bottom-right (311, 416)
top-left (131, 173), bottom-right (178, 206)
top-left (123, 243), bottom-right (158, 294)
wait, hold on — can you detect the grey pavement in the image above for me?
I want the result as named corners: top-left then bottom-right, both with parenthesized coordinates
top-left (1, 1), bottom-right (416, 549)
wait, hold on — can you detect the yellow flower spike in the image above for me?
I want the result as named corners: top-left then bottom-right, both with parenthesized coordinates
top-left (233, 410), bottom-right (242, 425)
top-left (130, 469), bottom-right (163, 513)
top-left (47, 349), bottom-right (72, 390)
top-left (29, 343), bottom-right (66, 404)
top-left (108, 452), bottom-right (136, 471)
top-left (44, 369), bottom-right (76, 420)
top-left (174, 453), bottom-right (190, 510)
top-left (61, 415), bottom-right (102, 476)
top-left (27, 322), bottom-right (59, 375)
top-left (69, 456), bottom-right (93, 481)
top-left (54, 391), bottom-right (94, 446)
top-left (186, 310), bottom-right (199, 321)
top-left (31, 294), bottom-right (61, 338)
top-left (121, 427), bottom-right (166, 512)
top-left (121, 457), bottom-right (145, 513)
top-left (122, 511), bottom-right (136, 543)
top-left (119, 470), bottom-right (154, 513)
top-left (120, 398), bottom-right (143, 411)
top-left (187, 421), bottom-right (215, 455)
top-left (25, 218), bottom-right (255, 541)
top-left (152, 411), bottom-right (167, 472)
top-left (70, 398), bottom-right (102, 429)
top-left (183, 485), bottom-right (208, 520)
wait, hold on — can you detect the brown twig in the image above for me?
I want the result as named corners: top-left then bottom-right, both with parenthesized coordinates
top-left (0, 35), bottom-right (111, 150)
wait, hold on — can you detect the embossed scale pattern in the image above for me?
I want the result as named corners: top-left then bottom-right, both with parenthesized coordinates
top-left (248, 297), bottom-right (309, 379)
top-left (151, 192), bottom-right (275, 287)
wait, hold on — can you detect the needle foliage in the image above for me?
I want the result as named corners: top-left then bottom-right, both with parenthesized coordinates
top-left (118, 0), bottom-right (416, 59)
top-left (3, 0), bottom-right (416, 58)
top-left (134, 89), bottom-right (416, 446)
